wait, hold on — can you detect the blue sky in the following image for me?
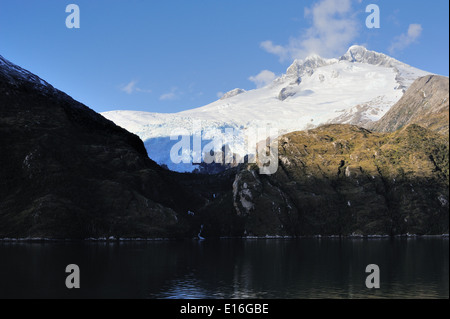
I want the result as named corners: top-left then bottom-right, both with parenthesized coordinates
top-left (0, 0), bottom-right (448, 114)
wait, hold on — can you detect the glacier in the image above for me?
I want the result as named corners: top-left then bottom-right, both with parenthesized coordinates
top-left (102, 46), bottom-right (430, 172)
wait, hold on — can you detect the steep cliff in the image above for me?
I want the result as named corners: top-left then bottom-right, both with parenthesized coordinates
top-left (369, 75), bottom-right (449, 134)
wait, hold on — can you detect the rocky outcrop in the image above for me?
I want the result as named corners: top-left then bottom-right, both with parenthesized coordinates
top-left (278, 86), bottom-right (299, 101)
top-left (232, 124), bottom-right (449, 236)
top-left (340, 45), bottom-right (399, 68)
top-left (220, 88), bottom-right (246, 100)
top-left (369, 75), bottom-right (449, 134)
top-left (286, 55), bottom-right (333, 79)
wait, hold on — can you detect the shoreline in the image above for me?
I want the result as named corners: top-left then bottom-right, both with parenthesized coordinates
top-left (0, 233), bottom-right (448, 243)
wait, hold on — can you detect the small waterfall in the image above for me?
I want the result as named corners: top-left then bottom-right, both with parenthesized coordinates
top-left (198, 224), bottom-right (205, 240)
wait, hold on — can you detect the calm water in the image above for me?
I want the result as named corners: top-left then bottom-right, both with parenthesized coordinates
top-left (0, 238), bottom-right (448, 299)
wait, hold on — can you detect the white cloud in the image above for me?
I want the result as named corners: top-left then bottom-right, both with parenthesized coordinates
top-left (159, 92), bottom-right (176, 101)
top-left (260, 0), bottom-right (359, 61)
top-left (389, 24), bottom-right (423, 54)
top-left (159, 87), bottom-right (179, 101)
top-left (260, 41), bottom-right (289, 61)
top-left (217, 91), bottom-right (224, 99)
top-left (120, 80), bottom-right (151, 94)
top-left (135, 88), bottom-right (152, 93)
top-left (248, 70), bottom-right (277, 88)
top-left (121, 80), bottom-right (137, 94)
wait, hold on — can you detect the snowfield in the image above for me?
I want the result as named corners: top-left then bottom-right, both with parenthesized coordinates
top-left (102, 46), bottom-right (430, 172)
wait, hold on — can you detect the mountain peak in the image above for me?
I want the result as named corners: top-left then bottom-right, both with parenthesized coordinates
top-left (340, 45), bottom-right (397, 68)
top-left (286, 55), bottom-right (332, 79)
top-left (346, 45), bottom-right (368, 54)
top-left (304, 53), bottom-right (323, 61)
top-left (285, 46), bottom-right (402, 75)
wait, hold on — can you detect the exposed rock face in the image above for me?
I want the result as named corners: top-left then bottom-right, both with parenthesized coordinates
top-left (232, 124), bottom-right (449, 236)
top-left (278, 86), bottom-right (299, 101)
top-left (0, 56), bottom-right (205, 239)
top-left (220, 88), bottom-right (246, 100)
top-left (340, 45), bottom-right (398, 67)
top-left (286, 55), bottom-right (333, 79)
top-left (369, 75), bottom-right (449, 134)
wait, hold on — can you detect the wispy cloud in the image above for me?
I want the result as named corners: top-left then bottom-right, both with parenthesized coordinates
top-left (159, 92), bottom-right (176, 101)
top-left (159, 87), bottom-right (179, 101)
top-left (248, 70), bottom-right (277, 88)
top-left (260, 41), bottom-right (289, 61)
top-left (389, 24), bottom-right (423, 54)
top-left (261, 0), bottom-right (359, 61)
top-left (121, 80), bottom-right (138, 94)
top-left (120, 80), bottom-right (152, 94)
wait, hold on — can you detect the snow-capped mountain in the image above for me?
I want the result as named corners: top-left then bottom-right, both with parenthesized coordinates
top-left (102, 46), bottom-right (430, 172)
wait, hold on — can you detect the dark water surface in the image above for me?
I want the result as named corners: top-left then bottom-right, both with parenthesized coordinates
top-left (0, 238), bottom-right (448, 299)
